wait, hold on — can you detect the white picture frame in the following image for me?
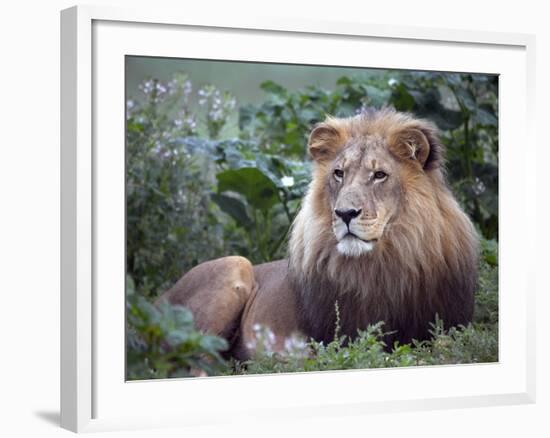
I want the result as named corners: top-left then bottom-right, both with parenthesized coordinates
top-left (60, 4), bottom-right (536, 433)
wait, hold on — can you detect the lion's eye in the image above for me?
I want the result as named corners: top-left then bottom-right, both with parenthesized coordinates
top-left (374, 171), bottom-right (387, 180)
top-left (334, 169), bottom-right (344, 181)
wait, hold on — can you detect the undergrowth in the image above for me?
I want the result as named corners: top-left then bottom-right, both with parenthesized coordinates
top-left (126, 240), bottom-right (498, 379)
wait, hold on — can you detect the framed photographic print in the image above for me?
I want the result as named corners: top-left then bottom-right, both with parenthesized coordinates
top-left (61, 4), bottom-right (536, 433)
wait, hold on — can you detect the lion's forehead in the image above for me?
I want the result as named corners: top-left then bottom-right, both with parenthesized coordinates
top-left (339, 135), bottom-right (394, 171)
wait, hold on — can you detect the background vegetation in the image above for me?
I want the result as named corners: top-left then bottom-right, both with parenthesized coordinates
top-left (125, 64), bottom-right (498, 380)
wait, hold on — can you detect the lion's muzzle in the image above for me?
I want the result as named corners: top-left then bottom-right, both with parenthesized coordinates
top-left (332, 209), bottom-right (384, 257)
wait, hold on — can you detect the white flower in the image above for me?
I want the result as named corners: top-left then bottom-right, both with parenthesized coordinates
top-left (281, 176), bottom-right (294, 187)
top-left (473, 177), bottom-right (486, 195)
top-left (139, 79), bottom-right (154, 94)
top-left (156, 83), bottom-right (167, 94)
top-left (225, 98), bottom-right (237, 110)
top-left (186, 117), bottom-right (197, 130)
top-left (266, 329), bottom-right (276, 344)
top-left (388, 78), bottom-right (398, 86)
top-left (183, 80), bottom-right (192, 96)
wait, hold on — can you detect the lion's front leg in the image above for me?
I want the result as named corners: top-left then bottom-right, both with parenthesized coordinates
top-left (156, 256), bottom-right (256, 341)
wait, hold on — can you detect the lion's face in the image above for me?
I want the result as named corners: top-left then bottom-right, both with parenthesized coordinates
top-left (307, 111), bottom-right (436, 258)
top-left (328, 137), bottom-right (402, 257)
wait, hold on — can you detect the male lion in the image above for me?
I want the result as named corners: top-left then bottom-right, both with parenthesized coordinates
top-left (157, 108), bottom-right (479, 359)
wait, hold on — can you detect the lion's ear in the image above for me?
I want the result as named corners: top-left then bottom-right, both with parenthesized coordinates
top-left (308, 122), bottom-right (345, 163)
top-left (390, 123), bottom-right (444, 170)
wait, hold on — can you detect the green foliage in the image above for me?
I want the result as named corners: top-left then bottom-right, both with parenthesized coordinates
top-left (126, 74), bottom-right (232, 296)
top-left (217, 167), bottom-right (279, 212)
top-left (126, 68), bottom-right (499, 379)
top-left (236, 322), bottom-right (497, 375)
top-left (211, 142), bottom-right (309, 263)
top-left (475, 239), bottom-right (499, 326)
top-left (126, 292), bottom-right (228, 380)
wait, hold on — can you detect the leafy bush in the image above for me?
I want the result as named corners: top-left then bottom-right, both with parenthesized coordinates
top-left (126, 74), bottom-right (232, 296)
top-left (126, 292), bottom-right (228, 380)
top-left (125, 67), bottom-right (499, 379)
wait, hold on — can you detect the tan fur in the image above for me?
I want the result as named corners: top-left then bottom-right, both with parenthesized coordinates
top-left (158, 108), bottom-right (479, 359)
top-left (156, 256), bottom-right (256, 340)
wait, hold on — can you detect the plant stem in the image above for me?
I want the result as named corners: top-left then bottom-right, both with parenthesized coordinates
top-left (278, 190), bottom-right (293, 224)
top-left (269, 223), bottom-right (291, 259)
top-left (463, 115), bottom-right (473, 179)
top-left (263, 211), bottom-right (272, 261)
top-left (269, 201), bottom-right (301, 259)
top-left (253, 209), bottom-right (269, 262)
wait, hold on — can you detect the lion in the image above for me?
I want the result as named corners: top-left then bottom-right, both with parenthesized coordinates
top-left (156, 107), bottom-right (479, 360)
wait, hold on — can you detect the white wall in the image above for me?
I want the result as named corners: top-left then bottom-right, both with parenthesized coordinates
top-left (0, 1), bottom-right (547, 437)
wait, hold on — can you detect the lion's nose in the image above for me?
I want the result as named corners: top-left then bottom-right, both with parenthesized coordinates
top-left (335, 208), bottom-right (362, 226)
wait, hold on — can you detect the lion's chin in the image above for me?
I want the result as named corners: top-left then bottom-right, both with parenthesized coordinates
top-left (336, 235), bottom-right (376, 257)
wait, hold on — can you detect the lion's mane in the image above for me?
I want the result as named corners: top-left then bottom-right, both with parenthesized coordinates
top-left (288, 108), bottom-right (479, 345)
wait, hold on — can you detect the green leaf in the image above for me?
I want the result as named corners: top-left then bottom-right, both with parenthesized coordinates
top-left (454, 87), bottom-right (477, 112)
top-left (445, 73), bottom-right (463, 86)
top-left (336, 76), bottom-right (353, 86)
top-left (172, 305), bottom-right (195, 328)
top-left (334, 102), bottom-right (356, 118)
top-left (474, 105), bottom-right (498, 127)
top-left (480, 239), bottom-right (498, 267)
top-left (211, 193), bottom-right (253, 227)
top-left (238, 104), bottom-right (257, 131)
top-left (421, 107), bottom-right (464, 131)
top-left (200, 335), bottom-right (229, 352)
top-left (126, 274), bottom-right (136, 296)
top-left (260, 80), bottom-right (287, 96)
top-left (127, 121), bottom-right (145, 133)
top-left (217, 167), bottom-right (279, 212)
top-left (390, 83), bottom-right (415, 111)
top-left (364, 85), bottom-right (391, 108)
top-left (299, 108), bottom-right (319, 123)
